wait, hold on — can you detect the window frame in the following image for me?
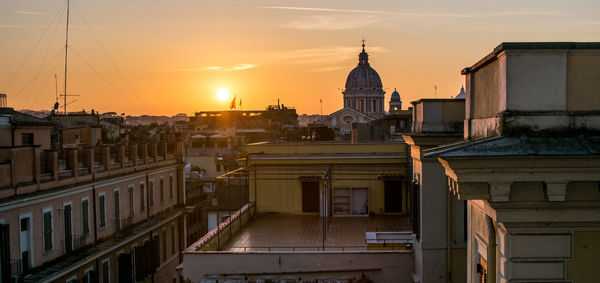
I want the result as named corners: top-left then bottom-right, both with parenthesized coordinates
top-left (98, 192), bottom-right (107, 229)
top-left (42, 206), bottom-right (54, 254)
top-left (81, 197), bottom-right (90, 236)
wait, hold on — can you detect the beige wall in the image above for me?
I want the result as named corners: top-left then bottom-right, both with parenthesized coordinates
top-left (183, 251), bottom-right (413, 282)
top-left (567, 54), bottom-right (600, 111)
top-left (471, 60), bottom-right (499, 119)
top-left (566, 231), bottom-right (600, 282)
top-left (63, 127), bottom-right (101, 146)
top-left (251, 165), bottom-right (405, 215)
top-left (13, 126), bottom-right (52, 150)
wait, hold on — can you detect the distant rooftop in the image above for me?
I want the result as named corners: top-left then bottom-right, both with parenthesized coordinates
top-left (0, 107), bottom-right (54, 126)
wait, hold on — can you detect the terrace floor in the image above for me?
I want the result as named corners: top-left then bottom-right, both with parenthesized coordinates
top-left (222, 214), bottom-right (410, 251)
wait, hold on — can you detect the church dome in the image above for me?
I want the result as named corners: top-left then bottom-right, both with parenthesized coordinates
top-left (344, 43), bottom-right (383, 91)
top-left (390, 88), bottom-right (401, 101)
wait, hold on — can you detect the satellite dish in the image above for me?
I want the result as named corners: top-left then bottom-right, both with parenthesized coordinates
top-left (53, 102), bottom-right (59, 110)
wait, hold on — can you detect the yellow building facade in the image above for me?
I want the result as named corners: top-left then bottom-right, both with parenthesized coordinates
top-left (246, 142), bottom-right (409, 216)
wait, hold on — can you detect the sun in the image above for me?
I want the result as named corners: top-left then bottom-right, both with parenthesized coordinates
top-left (216, 88), bottom-right (230, 101)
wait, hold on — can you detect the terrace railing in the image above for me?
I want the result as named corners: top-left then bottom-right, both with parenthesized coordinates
top-left (192, 202), bottom-right (255, 252)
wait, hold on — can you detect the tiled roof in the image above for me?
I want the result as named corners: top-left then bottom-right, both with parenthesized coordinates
top-left (0, 107), bottom-right (53, 126)
top-left (424, 135), bottom-right (600, 158)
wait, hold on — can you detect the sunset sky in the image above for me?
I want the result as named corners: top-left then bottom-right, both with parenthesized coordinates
top-left (1, 0), bottom-right (599, 116)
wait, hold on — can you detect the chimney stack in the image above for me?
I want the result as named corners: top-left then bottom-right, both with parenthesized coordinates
top-left (0, 93), bottom-right (7, 108)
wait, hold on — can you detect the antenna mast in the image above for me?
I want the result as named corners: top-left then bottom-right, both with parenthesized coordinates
top-left (60, 0), bottom-right (79, 113)
top-left (63, 0), bottom-right (69, 114)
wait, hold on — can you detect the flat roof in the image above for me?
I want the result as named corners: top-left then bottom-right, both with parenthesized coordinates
top-left (462, 42), bottom-right (600, 75)
top-left (221, 214), bottom-right (410, 252)
top-left (410, 98), bottom-right (465, 105)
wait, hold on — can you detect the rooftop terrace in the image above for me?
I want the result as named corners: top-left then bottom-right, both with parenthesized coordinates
top-left (223, 214), bottom-right (410, 252)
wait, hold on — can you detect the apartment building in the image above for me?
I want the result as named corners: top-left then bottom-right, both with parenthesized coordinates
top-left (0, 110), bottom-right (186, 282)
top-left (433, 42), bottom-right (600, 282)
top-left (403, 98), bottom-right (467, 283)
top-left (182, 142), bottom-right (414, 282)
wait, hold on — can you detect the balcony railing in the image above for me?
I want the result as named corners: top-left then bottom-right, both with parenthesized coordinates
top-left (115, 216), bottom-right (134, 238)
top-left (0, 142), bottom-right (179, 195)
top-left (62, 234), bottom-right (92, 258)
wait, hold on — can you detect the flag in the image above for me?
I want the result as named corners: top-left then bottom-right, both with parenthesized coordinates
top-left (229, 96), bottom-right (236, 109)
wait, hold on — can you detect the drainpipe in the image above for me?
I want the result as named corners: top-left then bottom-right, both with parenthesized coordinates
top-left (446, 183), bottom-right (452, 282)
top-left (93, 184), bottom-right (98, 246)
top-left (146, 172), bottom-right (150, 219)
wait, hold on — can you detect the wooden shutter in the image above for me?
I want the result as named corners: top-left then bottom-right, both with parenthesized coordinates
top-left (117, 253), bottom-right (132, 283)
top-left (43, 211), bottom-right (53, 252)
top-left (0, 224), bottom-right (10, 283)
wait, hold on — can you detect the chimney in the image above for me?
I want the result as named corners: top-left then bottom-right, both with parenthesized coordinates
top-left (0, 93), bottom-right (6, 108)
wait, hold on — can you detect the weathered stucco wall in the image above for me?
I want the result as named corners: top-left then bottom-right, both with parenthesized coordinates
top-left (472, 60), bottom-right (500, 119)
top-left (506, 52), bottom-right (567, 111)
top-left (182, 251), bottom-right (413, 282)
top-left (567, 53), bottom-right (600, 111)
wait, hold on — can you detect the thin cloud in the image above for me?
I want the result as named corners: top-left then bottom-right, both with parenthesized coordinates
top-left (261, 6), bottom-right (393, 15)
top-left (283, 15), bottom-right (384, 30)
top-left (261, 6), bottom-right (567, 19)
top-left (0, 24), bottom-right (49, 29)
top-left (232, 64), bottom-right (257, 70)
top-left (154, 64), bottom-right (257, 72)
top-left (492, 11), bottom-right (564, 16)
top-left (270, 46), bottom-right (387, 65)
top-left (261, 6), bottom-right (476, 18)
top-left (12, 11), bottom-right (45, 15)
top-left (312, 66), bottom-right (345, 72)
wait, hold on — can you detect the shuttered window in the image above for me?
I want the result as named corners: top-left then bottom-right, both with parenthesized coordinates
top-left (128, 186), bottom-right (134, 217)
top-left (162, 229), bottom-right (167, 262)
top-left (170, 225), bottom-right (175, 256)
top-left (169, 176), bottom-right (174, 200)
top-left (160, 178), bottom-right (164, 203)
top-left (99, 194), bottom-right (106, 228)
top-left (43, 210), bottom-right (53, 252)
top-left (82, 199), bottom-right (89, 235)
top-left (140, 183), bottom-right (145, 211)
top-left (149, 182), bottom-right (154, 207)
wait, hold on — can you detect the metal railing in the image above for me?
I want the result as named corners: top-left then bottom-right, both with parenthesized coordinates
top-left (225, 245), bottom-right (368, 252)
top-left (192, 202), bottom-right (255, 251)
top-left (115, 216), bottom-right (134, 238)
top-left (62, 234), bottom-right (91, 258)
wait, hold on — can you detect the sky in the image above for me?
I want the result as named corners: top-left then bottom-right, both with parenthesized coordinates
top-left (1, 0), bottom-right (599, 116)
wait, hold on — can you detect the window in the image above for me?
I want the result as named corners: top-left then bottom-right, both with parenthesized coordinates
top-left (99, 193), bottom-right (106, 228)
top-left (169, 176), bottom-right (174, 200)
top-left (149, 181), bottom-right (154, 207)
top-left (358, 100), bottom-right (364, 112)
top-left (128, 186), bottom-right (134, 217)
top-left (371, 99), bottom-right (376, 112)
top-left (160, 178), bottom-right (164, 203)
top-left (42, 208), bottom-right (53, 253)
top-left (82, 268), bottom-right (94, 283)
top-left (82, 199), bottom-right (90, 235)
top-left (170, 224), bottom-right (175, 256)
top-left (21, 133), bottom-right (34, 145)
top-left (140, 183), bottom-right (145, 211)
top-left (162, 229), bottom-right (167, 262)
top-left (101, 259), bottom-right (110, 283)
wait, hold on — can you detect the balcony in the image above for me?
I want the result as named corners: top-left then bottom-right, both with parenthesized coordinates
top-left (0, 142), bottom-right (181, 200)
